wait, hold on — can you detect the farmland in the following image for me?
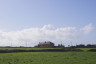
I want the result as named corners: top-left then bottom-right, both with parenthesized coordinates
top-left (0, 52), bottom-right (96, 64)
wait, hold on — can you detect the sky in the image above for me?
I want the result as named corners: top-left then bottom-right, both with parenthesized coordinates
top-left (0, 0), bottom-right (96, 47)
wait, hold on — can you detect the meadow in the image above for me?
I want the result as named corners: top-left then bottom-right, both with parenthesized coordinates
top-left (0, 52), bottom-right (96, 64)
top-left (0, 48), bottom-right (61, 50)
top-left (0, 47), bottom-right (95, 51)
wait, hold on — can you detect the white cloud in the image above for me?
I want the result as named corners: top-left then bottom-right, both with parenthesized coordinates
top-left (0, 24), bottom-right (94, 47)
top-left (80, 24), bottom-right (94, 34)
top-left (41, 24), bottom-right (55, 30)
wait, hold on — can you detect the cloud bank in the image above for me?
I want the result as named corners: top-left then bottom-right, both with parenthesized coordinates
top-left (80, 24), bottom-right (94, 34)
top-left (0, 24), bottom-right (94, 47)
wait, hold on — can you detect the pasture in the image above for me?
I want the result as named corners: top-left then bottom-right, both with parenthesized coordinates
top-left (0, 48), bottom-right (61, 50)
top-left (0, 52), bottom-right (96, 64)
top-left (0, 47), bottom-right (95, 51)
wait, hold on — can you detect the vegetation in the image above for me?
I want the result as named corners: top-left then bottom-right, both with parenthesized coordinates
top-left (0, 52), bottom-right (96, 64)
top-left (70, 44), bottom-right (96, 48)
top-left (0, 48), bottom-right (82, 53)
top-left (0, 48), bottom-right (96, 64)
top-left (77, 48), bottom-right (96, 51)
top-left (0, 47), bottom-right (95, 64)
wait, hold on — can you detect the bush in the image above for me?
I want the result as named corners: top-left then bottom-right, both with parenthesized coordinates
top-left (88, 49), bottom-right (96, 52)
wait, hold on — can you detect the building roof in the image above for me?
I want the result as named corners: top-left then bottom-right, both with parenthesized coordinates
top-left (38, 41), bottom-right (54, 45)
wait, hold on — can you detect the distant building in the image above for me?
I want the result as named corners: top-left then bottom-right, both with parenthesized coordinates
top-left (35, 41), bottom-right (54, 48)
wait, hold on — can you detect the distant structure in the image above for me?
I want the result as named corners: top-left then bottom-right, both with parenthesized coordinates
top-left (35, 41), bottom-right (54, 48)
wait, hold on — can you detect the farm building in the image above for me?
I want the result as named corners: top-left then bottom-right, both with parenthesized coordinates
top-left (35, 41), bottom-right (54, 48)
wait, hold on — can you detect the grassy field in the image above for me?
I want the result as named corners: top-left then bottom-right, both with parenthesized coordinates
top-left (0, 52), bottom-right (96, 64)
top-left (0, 47), bottom-right (95, 51)
top-left (77, 48), bottom-right (96, 51)
top-left (0, 48), bottom-right (62, 50)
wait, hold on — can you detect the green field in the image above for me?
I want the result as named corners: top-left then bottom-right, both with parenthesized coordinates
top-left (0, 47), bottom-right (95, 51)
top-left (77, 48), bottom-right (96, 51)
top-left (0, 52), bottom-right (96, 64)
top-left (0, 48), bottom-right (62, 50)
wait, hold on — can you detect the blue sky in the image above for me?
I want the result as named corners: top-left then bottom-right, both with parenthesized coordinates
top-left (0, 0), bottom-right (96, 30)
top-left (0, 0), bottom-right (96, 46)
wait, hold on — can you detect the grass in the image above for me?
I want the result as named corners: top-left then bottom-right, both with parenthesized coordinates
top-left (0, 48), bottom-right (95, 64)
top-left (0, 48), bottom-right (62, 50)
top-left (77, 48), bottom-right (96, 51)
top-left (0, 47), bottom-right (95, 51)
top-left (0, 52), bottom-right (96, 64)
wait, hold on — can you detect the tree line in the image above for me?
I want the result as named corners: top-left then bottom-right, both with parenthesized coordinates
top-left (69, 44), bottom-right (96, 48)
